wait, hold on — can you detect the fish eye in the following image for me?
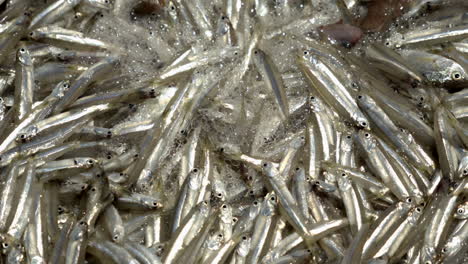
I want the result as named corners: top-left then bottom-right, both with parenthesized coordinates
top-left (310, 96), bottom-right (315, 100)
top-left (452, 72), bottom-right (462, 80)
top-left (253, 201), bottom-right (258, 206)
top-left (105, 0), bottom-right (109, 3)
top-left (406, 198), bottom-right (412, 203)
top-left (463, 169), bottom-right (468, 175)
top-left (295, 167), bottom-right (300, 171)
top-left (360, 122), bottom-right (367, 127)
top-left (315, 181), bottom-right (320, 185)
top-left (416, 207), bottom-right (421, 212)
top-left (81, 185), bottom-right (86, 190)
top-left (152, 202), bottom-right (158, 207)
top-left (242, 236), bottom-right (247, 240)
top-left (171, 6), bottom-right (175, 10)
top-left (91, 187), bottom-right (96, 192)
top-left (88, 159), bottom-right (94, 164)
top-left (79, 221), bottom-right (86, 225)
top-left (346, 135), bottom-right (351, 139)
top-left (303, 51), bottom-right (309, 55)
top-left (29, 32), bottom-right (34, 36)
top-left (357, 95), bottom-right (363, 99)
top-left (341, 173), bottom-right (346, 177)
top-left (218, 233), bottom-right (223, 238)
top-left (425, 261), bottom-right (431, 264)
top-left (254, 50), bottom-right (258, 55)
top-left (232, 217), bottom-right (238, 222)
top-left (263, 163), bottom-right (268, 167)
top-left (364, 133), bottom-right (370, 138)
top-left (442, 247), bottom-right (447, 253)
top-left (2, 243), bottom-right (8, 248)
top-left (113, 235), bottom-right (119, 240)
top-left (270, 196), bottom-right (275, 201)
top-left (20, 48), bottom-right (25, 52)
top-left (222, 204), bottom-right (227, 209)
top-left (217, 193), bottom-right (222, 198)
top-left (458, 208), bottom-right (464, 214)
top-left (192, 168), bottom-right (198, 173)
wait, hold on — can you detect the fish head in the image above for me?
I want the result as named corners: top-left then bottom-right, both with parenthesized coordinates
top-left (52, 81), bottom-right (71, 97)
top-left (261, 160), bottom-right (277, 177)
top-left (447, 65), bottom-right (468, 86)
top-left (236, 235), bottom-right (251, 257)
top-left (16, 125), bottom-right (38, 143)
top-left (313, 178), bottom-right (337, 193)
top-left (308, 94), bottom-right (326, 112)
top-left (355, 130), bottom-right (376, 150)
top-left (88, 0), bottom-right (113, 10)
top-left (261, 192), bottom-right (277, 216)
top-left (17, 44), bottom-right (33, 66)
top-left (337, 173), bottom-right (352, 190)
top-left (440, 237), bottom-right (463, 261)
top-left (111, 225), bottom-right (125, 243)
top-left (355, 114), bottom-right (370, 130)
top-left (420, 246), bottom-right (437, 264)
top-left (409, 206), bottom-right (424, 225)
top-left (220, 204), bottom-right (233, 223)
top-left (165, 0), bottom-right (179, 21)
top-left (356, 93), bottom-right (375, 109)
top-left (253, 48), bottom-right (266, 60)
top-left (28, 29), bottom-right (43, 40)
top-left (340, 133), bottom-right (354, 152)
top-left (187, 168), bottom-right (202, 189)
top-left (72, 220), bottom-right (88, 240)
top-left (454, 202), bottom-right (468, 219)
top-left (199, 200), bottom-right (211, 216)
top-left (141, 196), bottom-right (163, 210)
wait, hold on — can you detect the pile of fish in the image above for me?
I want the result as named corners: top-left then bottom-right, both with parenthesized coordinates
top-left (1, 0), bottom-right (468, 263)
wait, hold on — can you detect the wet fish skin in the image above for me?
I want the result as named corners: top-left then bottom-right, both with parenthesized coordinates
top-left (252, 48), bottom-right (289, 120)
top-left (14, 42), bottom-right (35, 123)
top-left (299, 52), bottom-right (370, 130)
